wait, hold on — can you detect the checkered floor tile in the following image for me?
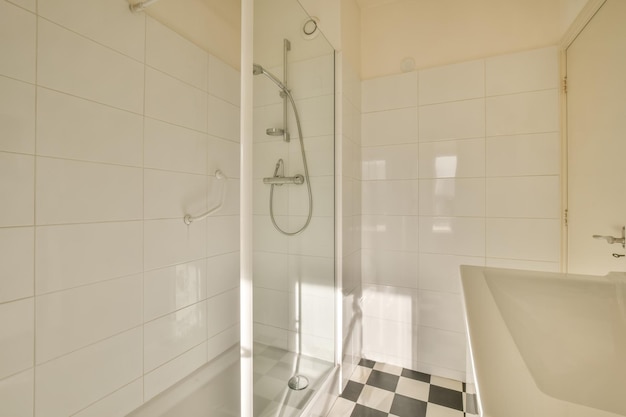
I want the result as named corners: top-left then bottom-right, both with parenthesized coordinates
top-left (327, 359), bottom-right (478, 417)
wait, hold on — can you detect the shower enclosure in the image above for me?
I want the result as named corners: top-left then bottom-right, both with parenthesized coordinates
top-left (252, 0), bottom-right (336, 415)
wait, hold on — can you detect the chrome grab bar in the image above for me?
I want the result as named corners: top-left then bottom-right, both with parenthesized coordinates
top-left (593, 226), bottom-right (626, 249)
top-left (263, 174), bottom-right (304, 185)
top-left (184, 170), bottom-right (226, 225)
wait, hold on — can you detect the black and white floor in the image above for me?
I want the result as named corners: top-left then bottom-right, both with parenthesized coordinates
top-left (327, 359), bottom-right (477, 417)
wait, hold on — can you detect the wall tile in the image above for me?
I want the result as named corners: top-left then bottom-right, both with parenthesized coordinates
top-left (0, 1), bottom-right (35, 82)
top-left (419, 216), bottom-right (485, 257)
top-left (254, 252), bottom-right (289, 292)
top-left (146, 17), bottom-right (208, 91)
top-left (419, 99), bottom-right (485, 141)
top-left (37, 18), bottom-right (144, 113)
top-left (289, 135), bottom-right (334, 178)
top-left (209, 55), bottom-right (240, 106)
top-left (419, 60), bottom-right (484, 105)
top-left (0, 369), bottom-right (33, 417)
top-left (207, 288), bottom-right (239, 338)
top-left (0, 76), bottom-right (35, 154)
top-left (289, 216), bottom-right (334, 257)
top-left (419, 178), bottom-right (485, 217)
top-left (298, 293), bottom-right (335, 339)
top-left (486, 132), bottom-right (560, 177)
top-left (36, 157), bottom-right (143, 225)
top-left (486, 89), bottom-right (559, 136)
top-left (144, 259), bottom-right (207, 322)
top-left (6, 0), bottom-right (35, 12)
top-left (144, 302), bottom-right (207, 372)
top-left (36, 221), bottom-right (143, 294)
top-left (362, 284), bottom-right (417, 323)
top-left (361, 108), bottom-right (418, 146)
top-left (289, 54), bottom-right (335, 102)
top-left (362, 249), bottom-right (418, 289)
top-left (253, 287), bottom-right (288, 329)
top-left (417, 290), bottom-right (465, 332)
top-left (208, 95), bottom-right (240, 142)
top-left (207, 325), bottom-right (239, 361)
top-left (37, 88), bottom-right (143, 166)
top-left (252, 103), bottom-right (281, 143)
top-left (144, 118), bottom-right (208, 175)
top-left (486, 218), bottom-right (561, 262)
top-left (362, 316), bottom-right (416, 363)
top-left (206, 215), bottom-right (239, 256)
top-left (0, 298), bottom-right (33, 379)
top-left (486, 176), bottom-right (560, 218)
top-left (0, 227), bottom-right (33, 303)
top-left (361, 215), bottom-right (418, 252)
top-left (362, 72), bottom-right (418, 112)
top-left (253, 215), bottom-right (289, 254)
top-left (72, 379), bottom-right (143, 417)
top-left (485, 258), bottom-right (560, 272)
top-left (288, 254), bottom-right (334, 299)
top-left (288, 94), bottom-right (334, 139)
top-left (362, 180), bottom-right (418, 215)
top-left (38, 0), bottom-right (145, 62)
top-left (362, 144), bottom-right (419, 180)
top-left (206, 252), bottom-right (240, 298)
top-left (36, 274), bottom-right (142, 364)
top-left (145, 67), bottom-right (208, 132)
top-left (288, 176), bottom-right (334, 217)
top-left (418, 138), bottom-right (485, 179)
top-left (486, 47), bottom-right (558, 96)
top-left (144, 218), bottom-right (207, 271)
top-left (212, 177), bottom-right (240, 216)
top-left (417, 326), bottom-right (465, 372)
top-left (144, 169), bottom-right (208, 220)
top-left (208, 135), bottom-right (240, 179)
top-left (35, 328), bottom-right (142, 417)
top-left (144, 342), bottom-right (207, 401)
top-left (0, 152), bottom-right (34, 227)
top-left (418, 253), bottom-right (484, 293)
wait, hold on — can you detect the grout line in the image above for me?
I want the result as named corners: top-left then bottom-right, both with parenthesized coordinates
top-left (484, 59), bottom-right (488, 269)
top-left (32, 7), bottom-right (39, 416)
top-left (141, 13), bottom-right (148, 402)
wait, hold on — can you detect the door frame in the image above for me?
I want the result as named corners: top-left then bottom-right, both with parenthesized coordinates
top-left (558, 0), bottom-right (607, 272)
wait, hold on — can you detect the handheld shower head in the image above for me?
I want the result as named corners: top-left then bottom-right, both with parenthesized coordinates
top-left (252, 63), bottom-right (289, 93)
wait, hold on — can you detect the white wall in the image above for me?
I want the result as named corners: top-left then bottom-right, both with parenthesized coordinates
top-left (0, 0), bottom-right (240, 415)
top-left (360, 46), bottom-right (561, 380)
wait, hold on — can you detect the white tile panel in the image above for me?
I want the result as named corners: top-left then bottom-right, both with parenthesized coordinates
top-left (206, 252), bottom-right (239, 297)
top-left (144, 218), bottom-right (207, 271)
top-left (362, 72), bottom-right (418, 112)
top-left (361, 215), bottom-right (419, 252)
top-left (144, 342), bottom-right (207, 401)
top-left (362, 316), bottom-right (416, 363)
top-left (419, 59), bottom-right (484, 105)
top-left (207, 324), bottom-right (239, 361)
top-left (419, 99), bottom-right (485, 141)
top-left (289, 135), bottom-right (334, 178)
top-left (362, 284), bottom-right (417, 323)
top-left (417, 326), bottom-right (465, 372)
top-left (361, 108), bottom-right (418, 146)
top-left (417, 290), bottom-right (465, 332)
top-left (72, 379), bottom-right (142, 417)
top-left (362, 249), bottom-right (418, 289)
top-left (36, 157), bottom-right (142, 225)
top-left (36, 274), bottom-right (142, 364)
top-left (207, 288), bottom-right (239, 338)
top-left (38, 0), bottom-right (145, 62)
top-left (419, 178), bottom-right (485, 217)
top-left (362, 144), bottom-right (419, 180)
top-left (288, 95), bottom-right (334, 139)
top-left (0, 227), bottom-right (33, 303)
top-left (0, 369), bottom-right (33, 417)
top-left (145, 67), bottom-right (208, 132)
top-left (362, 180), bottom-right (418, 215)
top-left (208, 135), bottom-right (240, 179)
top-left (0, 76), bottom-right (35, 154)
top-left (253, 288), bottom-right (289, 329)
top-left (418, 253), bottom-right (484, 294)
top-left (486, 218), bottom-right (561, 262)
top-left (35, 328), bottom-right (142, 417)
top-left (207, 96), bottom-right (240, 142)
top-left (6, 0), bottom-right (35, 12)
top-left (486, 258), bottom-right (560, 272)
top-left (144, 118), bottom-right (208, 175)
top-left (0, 152), bottom-right (34, 227)
top-left (0, 298), bottom-right (33, 379)
top-left (289, 216), bottom-right (334, 257)
top-left (486, 47), bottom-right (559, 96)
top-left (37, 88), bottom-right (143, 166)
top-left (288, 255), bottom-right (334, 299)
top-left (206, 215), bottom-right (239, 256)
top-left (144, 259), bottom-right (207, 322)
top-left (486, 132), bottom-right (560, 177)
top-left (0, 1), bottom-right (35, 82)
top-left (146, 17), bottom-right (208, 90)
top-left (37, 19), bottom-right (144, 113)
top-left (419, 216), bottom-right (485, 257)
top-left (36, 221), bottom-right (143, 294)
top-left (144, 302), bottom-right (207, 372)
top-left (298, 293), bottom-right (335, 339)
top-left (486, 176), bottom-right (560, 219)
top-left (288, 176), bottom-right (334, 217)
top-left (253, 252), bottom-right (289, 291)
top-left (143, 169), bottom-right (208, 220)
top-left (209, 54), bottom-right (240, 106)
top-left (418, 138), bottom-right (485, 179)
top-left (486, 89), bottom-right (559, 136)
top-left (289, 54), bottom-right (335, 102)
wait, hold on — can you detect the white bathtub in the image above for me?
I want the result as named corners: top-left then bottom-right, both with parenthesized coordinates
top-left (460, 266), bottom-right (626, 417)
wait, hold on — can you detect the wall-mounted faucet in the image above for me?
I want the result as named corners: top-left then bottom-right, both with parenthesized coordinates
top-left (593, 226), bottom-right (626, 249)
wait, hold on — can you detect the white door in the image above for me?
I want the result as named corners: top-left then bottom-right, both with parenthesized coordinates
top-left (567, 0), bottom-right (626, 275)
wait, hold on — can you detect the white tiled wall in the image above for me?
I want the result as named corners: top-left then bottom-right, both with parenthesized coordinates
top-left (360, 46), bottom-right (561, 381)
top-left (0, 1), bottom-right (240, 415)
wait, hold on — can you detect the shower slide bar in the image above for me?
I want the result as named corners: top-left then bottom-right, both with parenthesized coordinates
top-left (184, 170), bottom-right (226, 225)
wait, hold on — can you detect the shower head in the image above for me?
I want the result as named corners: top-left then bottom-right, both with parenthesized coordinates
top-left (252, 63), bottom-right (289, 93)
